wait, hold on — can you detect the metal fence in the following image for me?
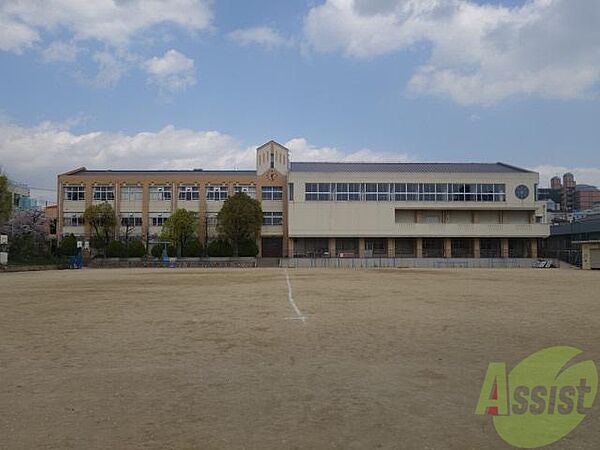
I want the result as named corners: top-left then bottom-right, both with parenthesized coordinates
top-left (280, 257), bottom-right (553, 269)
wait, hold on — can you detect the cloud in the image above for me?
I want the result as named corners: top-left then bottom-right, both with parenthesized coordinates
top-left (284, 137), bottom-right (411, 162)
top-left (533, 165), bottom-right (600, 189)
top-left (0, 121), bottom-right (410, 201)
top-left (228, 26), bottom-right (293, 49)
top-left (143, 49), bottom-right (196, 93)
top-left (41, 40), bottom-right (81, 63)
top-left (304, 0), bottom-right (600, 105)
top-left (0, 1), bottom-right (212, 92)
top-left (0, 13), bottom-right (39, 53)
top-left (0, 0), bottom-right (213, 51)
top-left (90, 50), bottom-right (136, 87)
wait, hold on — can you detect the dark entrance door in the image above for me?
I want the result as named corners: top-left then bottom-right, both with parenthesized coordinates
top-left (262, 237), bottom-right (283, 257)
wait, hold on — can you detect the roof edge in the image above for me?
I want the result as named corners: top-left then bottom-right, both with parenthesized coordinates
top-left (59, 167), bottom-right (87, 176)
top-left (495, 162), bottom-right (536, 174)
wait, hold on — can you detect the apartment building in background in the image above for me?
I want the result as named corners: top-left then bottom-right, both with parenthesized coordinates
top-left (57, 141), bottom-right (549, 258)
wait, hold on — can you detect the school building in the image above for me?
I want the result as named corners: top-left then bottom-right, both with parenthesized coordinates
top-left (57, 140), bottom-right (550, 258)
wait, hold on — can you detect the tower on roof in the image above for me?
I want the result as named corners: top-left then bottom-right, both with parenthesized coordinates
top-left (256, 141), bottom-right (289, 176)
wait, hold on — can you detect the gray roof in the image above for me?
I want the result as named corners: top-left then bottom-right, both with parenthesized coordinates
top-left (550, 216), bottom-right (600, 236)
top-left (71, 169), bottom-right (256, 176)
top-left (289, 162), bottom-right (533, 174)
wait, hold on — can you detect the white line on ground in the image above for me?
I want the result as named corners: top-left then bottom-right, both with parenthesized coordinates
top-left (284, 269), bottom-right (306, 323)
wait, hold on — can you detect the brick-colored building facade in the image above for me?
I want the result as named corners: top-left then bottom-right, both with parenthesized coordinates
top-left (58, 141), bottom-right (289, 257)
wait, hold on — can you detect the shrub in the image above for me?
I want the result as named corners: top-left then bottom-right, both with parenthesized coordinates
top-left (151, 244), bottom-right (164, 258)
top-left (238, 239), bottom-right (259, 257)
top-left (151, 244), bottom-right (176, 258)
top-left (182, 239), bottom-right (204, 257)
top-left (106, 240), bottom-right (127, 258)
top-left (58, 234), bottom-right (78, 257)
top-left (207, 240), bottom-right (233, 257)
top-left (127, 240), bottom-right (146, 258)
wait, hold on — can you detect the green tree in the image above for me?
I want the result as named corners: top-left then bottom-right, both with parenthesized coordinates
top-left (151, 244), bottom-right (165, 258)
top-left (0, 175), bottom-right (12, 225)
top-left (238, 238), bottom-right (259, 257)
top-left (182, 239), bottom-right (204, 257)
top-left (207, 239), bottom-right (233, 257)
top-left (106, 240), bottom-right (127, 258)
top-left (58, 234), bottom-right (78, 257)
top-left (127, 240), bottom-right (146, 258)
top-left (160, 209), bottom-right (197, 257)
top-left (217, 193), bottom-right (262, 257)
top-left (83, 203), bottom-right (116, 256)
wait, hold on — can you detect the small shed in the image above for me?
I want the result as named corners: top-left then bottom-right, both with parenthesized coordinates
top-left (575, 241), bottom-right (600, 270)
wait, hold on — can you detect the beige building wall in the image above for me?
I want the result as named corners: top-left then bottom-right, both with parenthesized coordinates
top-left (288, 170), bottom-right (549, 239)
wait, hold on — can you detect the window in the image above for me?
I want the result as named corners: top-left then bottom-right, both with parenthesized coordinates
top-left (64, 185), bottom-right (85, 201)
top-left (436, 184), bottom-right (448, 201)
top-left (270, 152), bottom-right (275, 169)
top-left (305, 183), bottom-right (332, 201)
top-left (206, 213), bottom-right (219, 227)
top-left (121, 215), bottom-right (143, 227)
top-left (121, 186), bottom-right (143, 201)
top-left (150, 214), bottom-right (170, 227)
top-left (263, 212), bottom-right (283, 226)
top-left (419, 183), bottom-right (436, 202)
top-left (406, 183), bottom-right (419, 201)
top-left (261, 186), bottom-right (283, 201)
top-left (302, 181), bottom-right (507, 202)
top-left (478, 184), bottom-right (494, 202)
top-left (365, 183), bottom-right (390, 201)
top-left (234, 185), bottom-right (256, 199)
top-left (63, 214), bottom-right (84, 227)
top-left (335, 183), bottom-right (361, 201)
top-left (288, 183), bottom-right (294, 201)
top-left (449, 184), bottom-right (505, 202)
top-left (179, 185), bottom-right (199, 201)
top-left (206, 185), bottom-right (228, 201)
top-left (93, 185), bottom-right (114, 201)
top-left (150, 185), bottom-right (172, 201)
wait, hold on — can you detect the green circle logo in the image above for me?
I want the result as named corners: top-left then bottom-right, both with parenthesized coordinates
top-left (476, 346), bottom-right (598, 448)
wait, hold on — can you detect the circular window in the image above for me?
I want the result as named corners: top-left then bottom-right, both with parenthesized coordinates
top-left (515, 184), bottom-right (530, 200)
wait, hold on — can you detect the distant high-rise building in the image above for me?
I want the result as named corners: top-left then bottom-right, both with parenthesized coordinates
top-left (545, 172), bottom-right (600, 217)
top-left (550, 176), bottom-right (562, 190)
top-left (562, 173), bottom-right (577, 212)
top-left (575, 185), bottom-right (600, 211)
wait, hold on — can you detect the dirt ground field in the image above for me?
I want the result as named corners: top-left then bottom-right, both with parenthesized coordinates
top-left (1, 268), bottom-right (600, 450)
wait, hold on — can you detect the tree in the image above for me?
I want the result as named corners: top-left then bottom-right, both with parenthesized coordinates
top-left (58, 234), bottom-right (78, 257)
top-left (217, 193), bottom-right (262, 257)
top-left (207, 239), bottom-right (233, 257)
top-left (0, 175), bottom-right (12, 226)
top-left (83, 203), bottom-right (116, 256)
top-left (238, 238), bottom-right (259, 257)
top-left (127, 240), bottom-right (146, 258)
top-left (1, 209), bottom-right (50, 261)
top-left (151, 244), bottom-right (165, 258)
top-left (106, 240), bottom-right (127, 258)
top-left (160, 209), bottom-right (197, 257)
top-left (182, 239), bottom-right (204, 257)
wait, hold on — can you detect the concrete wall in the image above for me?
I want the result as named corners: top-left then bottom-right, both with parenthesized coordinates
top-left (581, 242), bottom-right (600, 270)
top-left (288, 170), bottom-right (549, 239)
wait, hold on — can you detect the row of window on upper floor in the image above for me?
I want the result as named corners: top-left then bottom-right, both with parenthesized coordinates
top-left (64, 185), bottom-right (284, 202)
top-left (300, 183), bottom-right (508, 202)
